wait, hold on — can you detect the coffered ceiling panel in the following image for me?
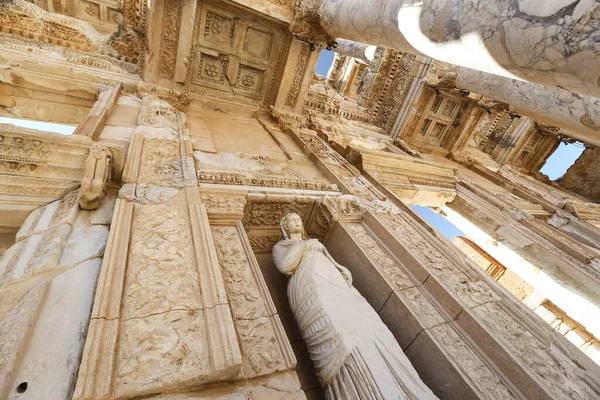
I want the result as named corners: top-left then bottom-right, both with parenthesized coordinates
top-left (188, 0), bottom-right (291, 105)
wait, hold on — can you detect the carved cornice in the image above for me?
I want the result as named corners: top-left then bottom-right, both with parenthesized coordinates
top-left (535, 122), bottom-right (561, 135)
top-left (477, 96), bottom-right (509, 112)
top-left (269, 106), bottom-right (309, 130)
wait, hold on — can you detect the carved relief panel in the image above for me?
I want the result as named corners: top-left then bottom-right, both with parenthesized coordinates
top-left (36, 0), bottom-right (123, 35)
top-left (417, 93), bottom-right (462, 148)
top-left (73, 0), bottom-right (122, 33)
top-left (191, 0), bottom-right (289, 103)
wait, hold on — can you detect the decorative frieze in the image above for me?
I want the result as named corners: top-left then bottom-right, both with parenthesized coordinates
top-left (195, 150), bottom-right (338, 192)
top-left (285, 42), bottom-right (311, 108)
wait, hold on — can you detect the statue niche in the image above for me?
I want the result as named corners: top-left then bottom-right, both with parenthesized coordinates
top-left (273, 213), bottom-right (438, 399)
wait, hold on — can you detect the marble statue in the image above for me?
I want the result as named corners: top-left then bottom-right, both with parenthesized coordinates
top-left (273, 213), bottom-right (438, 399)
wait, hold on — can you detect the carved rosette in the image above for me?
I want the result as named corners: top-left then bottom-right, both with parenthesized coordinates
top-left (290, 0), bottom-right (334, 45)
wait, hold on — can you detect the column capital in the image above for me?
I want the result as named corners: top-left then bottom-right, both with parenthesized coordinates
top-left (289, 0), bottom-right (334, 45)
top-left (477, 96), bottom-right (509, 112)
top-left (423, 60), bottom-right (459, 88)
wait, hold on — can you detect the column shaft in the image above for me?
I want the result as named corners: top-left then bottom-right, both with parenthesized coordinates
top-left (333, 39), bottom-right (377, 65)
top-left (318, 0), bottom-right (600, 98)
top-left (456, 68), bottom-right (600, 146)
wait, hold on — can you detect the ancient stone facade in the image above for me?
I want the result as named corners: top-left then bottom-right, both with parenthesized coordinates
top-left (1, 0), bottom-right (600, 399)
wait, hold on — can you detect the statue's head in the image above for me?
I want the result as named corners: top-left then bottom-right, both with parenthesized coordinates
top-left (280, 213), bottom-right (305, 240)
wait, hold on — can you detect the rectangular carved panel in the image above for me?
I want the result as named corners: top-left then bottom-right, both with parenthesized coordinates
top-left (211, 222), bottom-right (296, 379)
top-left (191, 0), bottom-right (290, 104)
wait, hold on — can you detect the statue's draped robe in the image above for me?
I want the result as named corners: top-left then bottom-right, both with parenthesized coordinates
top-left (273, 239), bottom-right (438, 400)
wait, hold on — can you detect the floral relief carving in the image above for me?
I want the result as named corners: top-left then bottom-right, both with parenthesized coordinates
top-left (0, 133), bottom-right (51, 174)
top-left (210, 20), bottom-right (224, 36)
top-left (197, 54), bottom-right (228, 84)
top-left (285, 43), bottom-right (310, 108)
top-left (248, 234), bottom-right (282, 253)
top-left (116, 310), bottom-right (209, 394)
top-left (211, 225), bottom-right (289, 378)
top-left (137, 139), bottom-right (183, 187)
top-left (200, 194), bottom-right (247, 215)
top-left (205, 63), bottom-right (220, 77)
top-left (346, 224), bottom-right (414, 291)
top-left (123, 204), bottom-right (201, 319)
top-left (116, 204), bottom-right (209, 392)
top-left (204, 12), bottom-right (232, 40)
top-left (84, 5), bottom-right (97, 16)
top-left (242, 200), bottom-right (314, 227)
top-left (158, 0), bottom-right (183, 80)
top-left (241, 74), bottom-right (255, 87)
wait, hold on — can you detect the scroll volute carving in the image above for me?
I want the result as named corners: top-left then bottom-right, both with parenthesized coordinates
top-left (423, 60), bottom-right (459, 88)
top-left (79, 143), bottom-right (112, 210)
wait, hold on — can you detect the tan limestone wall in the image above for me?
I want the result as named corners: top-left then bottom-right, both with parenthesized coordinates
top-left (75, 97), bottom-right (305, 400)
top-left (453, 236), bottom-right (534, 301)
top-left (0, 188), bottom-right (115, 400)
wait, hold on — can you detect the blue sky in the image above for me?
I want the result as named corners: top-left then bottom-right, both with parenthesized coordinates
top-left (540, 142), bottom-right (585, 180)
top-left (0, 117), bottom-right (75, 135)
top-left (314, 49), bottom-right (335, 77)
top-left (411, 205), bottom-right (464, 240)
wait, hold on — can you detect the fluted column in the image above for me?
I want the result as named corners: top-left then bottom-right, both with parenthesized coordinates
top-left (333, 39), bottom-right (377, 65)
top-left (294, 0), bottom-right (600, 98)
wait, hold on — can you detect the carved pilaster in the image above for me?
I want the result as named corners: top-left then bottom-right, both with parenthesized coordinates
top-left (74, 96), bottom-right (243, 400)
top-left (199, 189), bottom-right (300, 382)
